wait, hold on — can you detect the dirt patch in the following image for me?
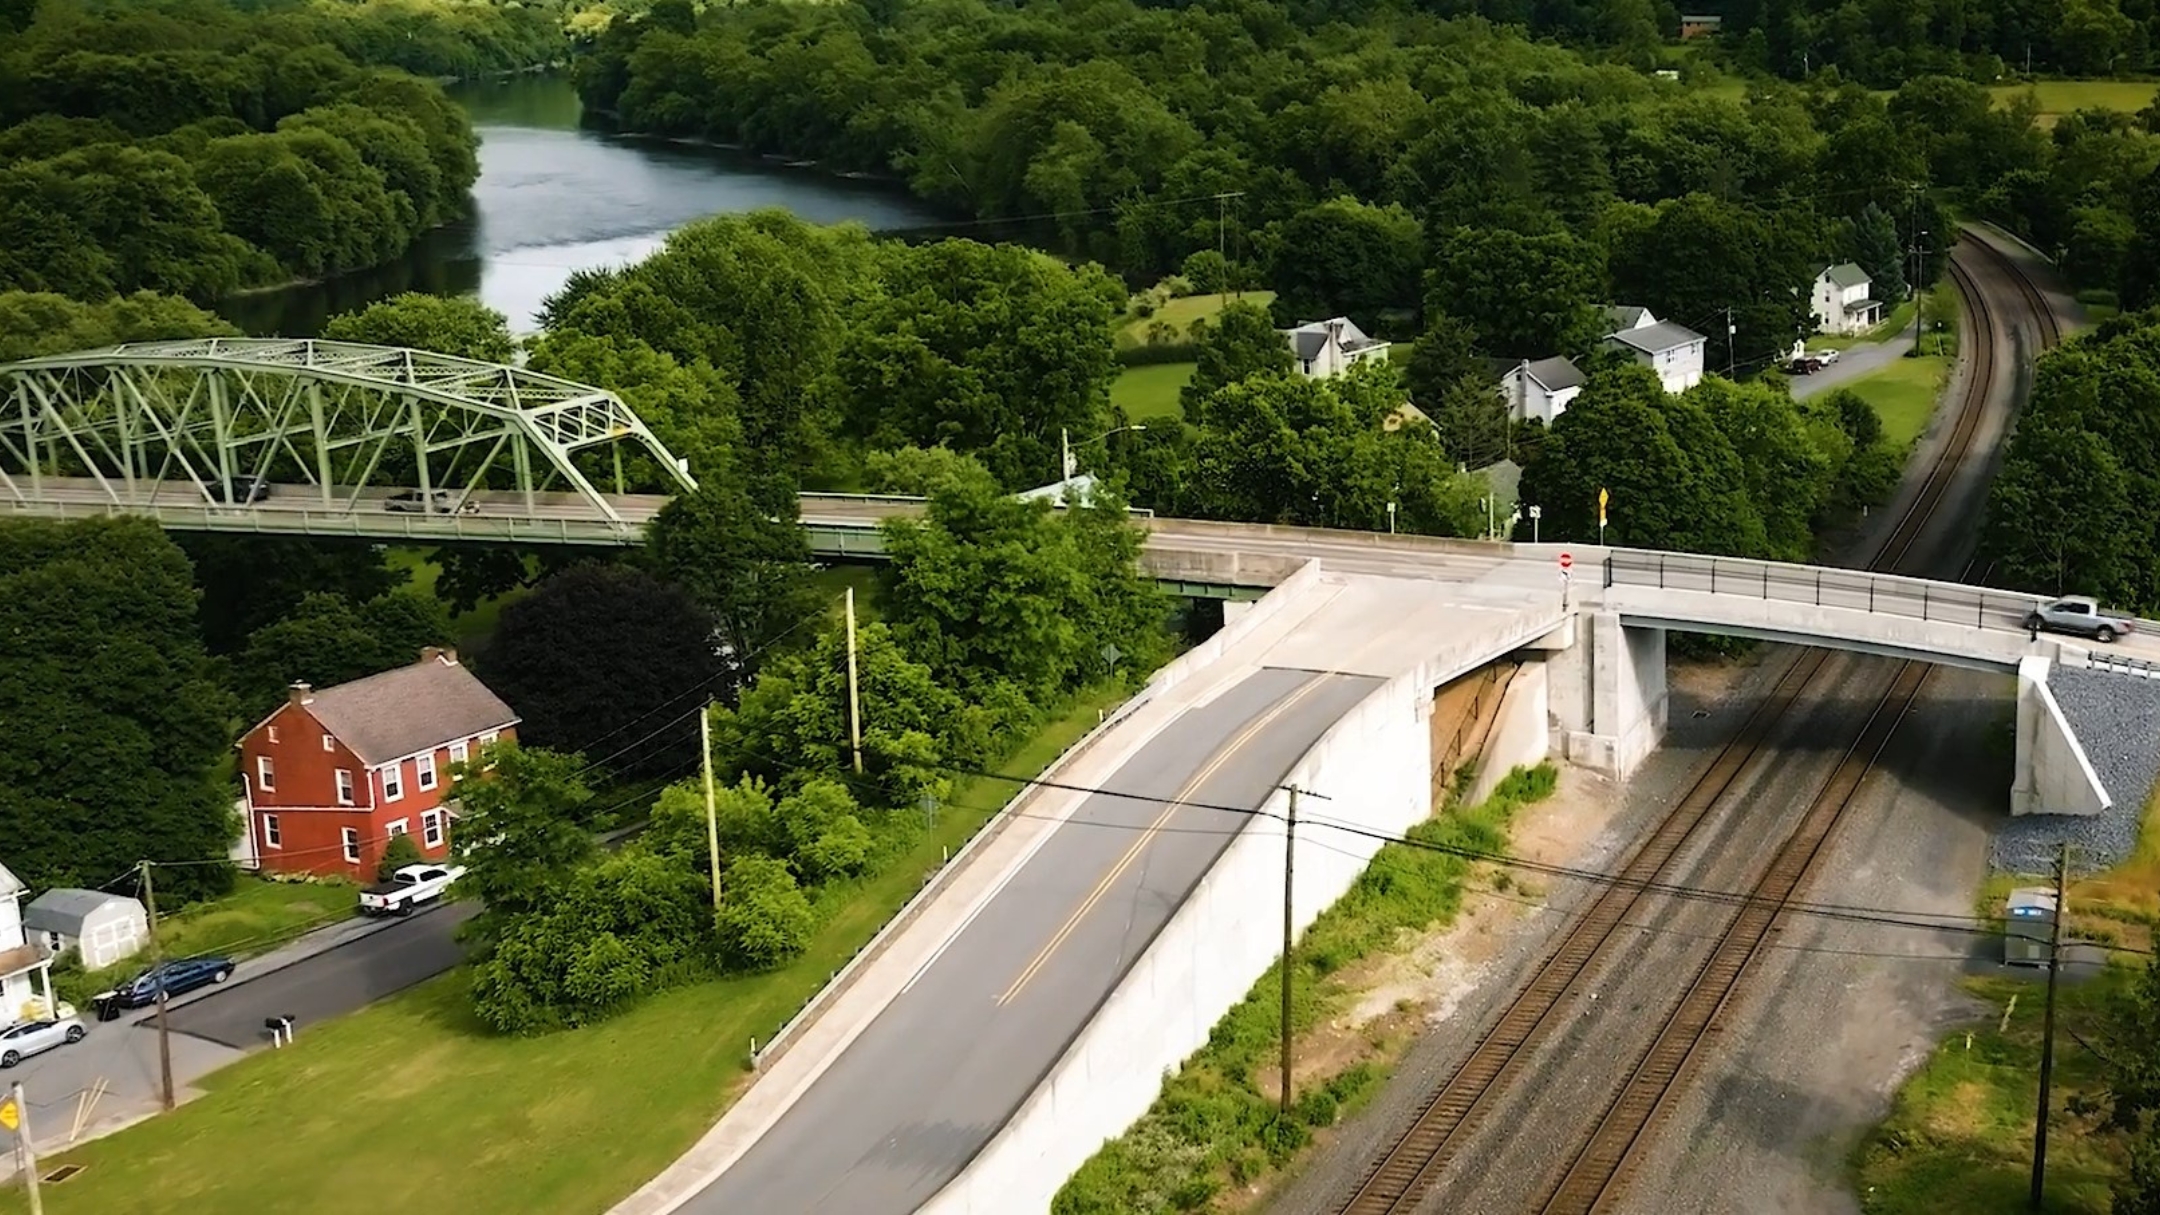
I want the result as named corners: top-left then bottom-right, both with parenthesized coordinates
top-left (1924, 1080), bottom-right (1996, 1140)
top-left (1669, 656), bottom-right (1753, 708)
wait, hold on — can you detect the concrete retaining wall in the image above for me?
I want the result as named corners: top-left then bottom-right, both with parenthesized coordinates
top-left (2013, 655), bottom-right (2111, 817)
top-left (920, 617), bottom-right (1524, 1215)
top-left (1468, 662), bottom-right (1551, 807)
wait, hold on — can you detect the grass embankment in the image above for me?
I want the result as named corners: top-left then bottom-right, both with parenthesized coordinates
top-left (1989, 80), bottom-right (2160, 128)
top-left (0, 685), bottom-right (1130, 1215)
top-left (1117, 290), bottom-right (1277, 349)
top-left (1852, 787), bottom-right (2160, 1214)
top-left (1054, 764), bottom-right (1559, 1215)
top-left (1833, 284), bottom-right (1963, 452)
top-left (1113, 362), bottom-right (1197, 421)
top-left (384, 546), bottom-right (527, 648)
top-left (51, 876), bottom-right (356, 1009)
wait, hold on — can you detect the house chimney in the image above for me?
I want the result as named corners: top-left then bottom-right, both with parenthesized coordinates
top-left (288, 682), bottom-right (312, 706)
top-left (420, 646), bottom-right (458, 666)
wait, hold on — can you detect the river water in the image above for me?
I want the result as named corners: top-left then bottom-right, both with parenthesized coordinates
top-left (216, 75), bottom-right (945, 337)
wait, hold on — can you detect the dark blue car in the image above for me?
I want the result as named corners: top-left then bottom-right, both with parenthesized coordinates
top-left (111, 956), bottom-right (236, 1010)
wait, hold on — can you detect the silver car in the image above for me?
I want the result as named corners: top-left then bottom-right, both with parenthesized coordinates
top-left (2025, 596), bottom-right (2139, 643)
top-left (0, 1016), bottom-right (86, 1067)
top-left (384, 489), bottom-right (478, 515)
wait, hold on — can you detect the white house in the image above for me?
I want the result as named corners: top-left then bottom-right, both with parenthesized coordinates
top-left (1282, 317), bottom-right (1392, 378)
top-left (0, 864), bottom-right (58, 1025)
top-left (25, 888), bottom-right (149, 972)
top-left (1496, 356), bottom-right (1586, 425)
top-left (1602, 319), bottom-right (1708, 394)
top-left (1812, 263), bottom-right (1883, 336)
top-left (1603, 304), bottom-right (1659, 335)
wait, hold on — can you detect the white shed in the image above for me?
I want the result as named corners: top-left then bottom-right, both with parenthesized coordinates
top-left (24, 889), bottom-right (149, 971)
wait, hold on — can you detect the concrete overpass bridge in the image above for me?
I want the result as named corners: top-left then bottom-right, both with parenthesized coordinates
top-left (10, 338), bottom-right (2151, 815)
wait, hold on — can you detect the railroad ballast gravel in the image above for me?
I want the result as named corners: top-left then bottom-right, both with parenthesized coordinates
top-left (1992, 665), bottom-right (2160, 873)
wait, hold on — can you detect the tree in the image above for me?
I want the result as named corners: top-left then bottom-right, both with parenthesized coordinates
top-left (321, 292), bottom-right (515, 362)
top-left (1851, 203), bottom-right (1909, 302)
top-left (1183, 301), bottom-right (1294, 408)
top-left (863, 446), bottom-right (993, 496)
top-left (231, 591), bottom-right (454, 716)
top-left (1606, 193), bottom-right (1820, 373)
top-left (1262, 198), bottom-right (1424, 337)
top-left (477, 565), bottom-right (723, 778)
top-left (178, 535), bottom-right (407, 654)
top-left (0, 519), bottom-right (237, 900)
top-left (1402, 310), bottom-right (1485, 408)
top-left (377, 831), bottom-right (424, 881)
top-left (451, 745), bottom-right (596, 945)
top-left (0, 290), bottom-right (236, 363)
top-left (1685, 377), bottom-right (1837, 561)
top-left (713, 854), bottom-right (815, 970)
top-left (1425, 227), bottom-right (1606, 359)
top-left (645, 485), bottom-right (820, 674)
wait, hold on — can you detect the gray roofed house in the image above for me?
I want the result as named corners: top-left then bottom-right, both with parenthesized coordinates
top-left (1601, 319), bottom-right (1709, 394)
top-left (1603, 320), bottom-right (1705, 356)
top-left (1280, 317), bottom-right (1392, 379)
top-left (1822, 262), bottom-right (1871, 291)
top-left (1812, 262), bottom-right (1884, 336)
top-left (1494, 355), bottom-right (1588, 425)
top-left (1602, 304), bottom-right (1658, 335)
top-left (296, 648), bottom-right (518, 767)
top-left (24, 888), bottom-right (149, 970)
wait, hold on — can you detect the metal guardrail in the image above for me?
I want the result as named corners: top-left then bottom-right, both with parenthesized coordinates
top-left (4, 499), bottom-right (646, 545)
top-left (1604, 550), bottom-right (2044, 634)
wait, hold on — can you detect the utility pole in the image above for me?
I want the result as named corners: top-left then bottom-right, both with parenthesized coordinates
top-left (1910, 188), bottom-right (1926, 355)
top-left (1059, 428), bottom-right (1075, 482)
top-left (1724, 307), bottom-right (1737, 378)
top-left (700, 701), bottom-right (721, 910)
top-left (1280, 786), bottom-right (1299, 1118)
top-left (844, 586), bottom-right (864, 776)
top-left (9, 1080), bottom-right (41, 1215)
top-left (141, 859), bottom-right (173, 1112)
top-left (2030, 841), bottom-right (2071, 1210)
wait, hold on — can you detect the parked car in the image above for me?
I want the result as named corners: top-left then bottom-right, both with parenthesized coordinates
top-left (1812, 348), bottom-right (1841, 365)
top-left (1786, 356), bottom-right (1824, 375)
top-left (2025, 596), bottom-right (2140, 643)
top-left (0, 1017), bottom-right (86, 1067)
top-left (224, 476), bottom-right (270, 505)
top-left (384, 489), bottom-right (477, 515)
top-left (106, 956), bottom-right (236, 1012)
top-left (359, 864), bottom-right (466, 917)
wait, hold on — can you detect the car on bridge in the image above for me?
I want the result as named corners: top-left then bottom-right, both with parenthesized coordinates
top-left (2025, 596), bottom-right (2139, 643)
top-left (385, 489), bottom-right (478, 515)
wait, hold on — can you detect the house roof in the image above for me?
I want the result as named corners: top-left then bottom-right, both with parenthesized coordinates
top-left (24, 888), bottom-right (137, 935)
top-left (1518, 356), bottom-right (1586, 393)
top-left (1605, 320), bottom-right (1707, 354)
top-left (1602, 305), bottom-right (1655, 334)
top-left (1821, 262), bottom-right (1871, 290)
top-left (1843, 299), bottom-right (1881, 315)
top-left (0, 863), bottom-right (23, 899)
top-left (1282, 317), bottom-right (1385, 357)
top-left (293, 654), bottom-right (519, 767)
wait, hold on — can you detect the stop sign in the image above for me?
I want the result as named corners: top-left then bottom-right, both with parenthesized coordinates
top-left (1559, 551), bottom-right (1574, 571)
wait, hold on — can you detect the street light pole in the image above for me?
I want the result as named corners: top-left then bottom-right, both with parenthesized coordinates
top-left (1062, 424), bottom-right (1147, 482)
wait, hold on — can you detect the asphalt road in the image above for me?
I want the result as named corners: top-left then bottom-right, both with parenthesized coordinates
top-left (162, 902), bottom-right (476, 1049)
top-left (683, 665), bottom-right (1381, 1215)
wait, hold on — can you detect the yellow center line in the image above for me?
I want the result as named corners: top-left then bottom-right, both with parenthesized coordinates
top-left (993, 674), bottom-right (1331, 1008)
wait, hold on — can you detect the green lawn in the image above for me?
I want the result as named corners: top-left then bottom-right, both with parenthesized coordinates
top-left (1836, 354), bottom-right (1951, 451)
top-left (1117, 290), bottom-right (1275, 348)
top-left (1110, 361), bottom-right (1195, 421)
top-left (1, 686), bottom-right (1131, 1215)
top-left (1990, 79), bottom-right (2159, 126)
top-left (54, 877), bottom-right (356, 1007)
top-left (385, 546), bottom-right (527, 649)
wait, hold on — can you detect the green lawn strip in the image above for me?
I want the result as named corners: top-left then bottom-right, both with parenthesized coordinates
top-left (1054, 765), bottom-right (1558, 1215)
top-left (1118, 291), bottom-right (1276, 348)
top-left (1837, 355), bottom-right (1951, 452)
top-left (52, 876), bottom-right (357, 1008)
top-left (1988, 80), bottom-right (2159, 125)
top-left (1851, 973), bottom-right (2124, 1215)
top-left (1, 684), bottom-right (1130, 1215)
top-left (1112, 362), bottom-right (1196, 422)
top-left (384, 546), bottom-right (527, 649)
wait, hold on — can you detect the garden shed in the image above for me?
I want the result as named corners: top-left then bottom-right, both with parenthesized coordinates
top-left (24, 888), bottom-right (149, 971)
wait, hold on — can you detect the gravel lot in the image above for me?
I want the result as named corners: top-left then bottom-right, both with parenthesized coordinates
top-left (1994, 664), bottom-right (2160, 873)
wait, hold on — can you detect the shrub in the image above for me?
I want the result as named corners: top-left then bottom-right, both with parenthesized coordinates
top-left (715, 854), bottom-right (815, 970)
top-left (377, 831), bottom-right (424, 881)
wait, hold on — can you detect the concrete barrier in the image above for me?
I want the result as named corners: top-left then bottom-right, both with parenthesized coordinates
top-left (918, 608), bottom-right (1540, 1215)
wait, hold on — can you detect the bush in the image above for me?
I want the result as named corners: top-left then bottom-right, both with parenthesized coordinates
top-left (714, 855), bottom-right (815, 971)
top-left (377, 832), bottom-right (425, 881)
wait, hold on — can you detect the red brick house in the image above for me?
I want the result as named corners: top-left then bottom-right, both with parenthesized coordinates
top-left (235, 647), bottom-right (520, 880)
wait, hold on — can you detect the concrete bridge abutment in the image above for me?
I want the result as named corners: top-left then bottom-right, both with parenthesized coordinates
top-left (1530, 609), bottom-right (1668, 781)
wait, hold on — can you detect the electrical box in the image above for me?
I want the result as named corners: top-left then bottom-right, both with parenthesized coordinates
top-left (2004, 887), bottom-right (2058, 967)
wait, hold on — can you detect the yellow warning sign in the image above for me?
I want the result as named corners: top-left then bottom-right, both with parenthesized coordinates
top-left (0, 1097), bottom-right (20, 1131)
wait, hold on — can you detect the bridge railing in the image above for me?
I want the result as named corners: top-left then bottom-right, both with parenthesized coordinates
top-left (4, 498), bottom-right (645, 545)
top-left (1604, 549), bottom-right (2045, 634)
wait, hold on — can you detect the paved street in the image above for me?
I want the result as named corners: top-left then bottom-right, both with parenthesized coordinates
top-left (1788, 331), bottom-right (1918, 400)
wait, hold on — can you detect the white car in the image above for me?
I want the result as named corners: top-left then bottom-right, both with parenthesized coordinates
top-left (0, 1016), bottom-right (86, 1067)
top-left (359, 863), bottom-right (467, 916)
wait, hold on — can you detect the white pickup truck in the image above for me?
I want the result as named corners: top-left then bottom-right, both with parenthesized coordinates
top-left (359, 864), bottom-right (466, 916)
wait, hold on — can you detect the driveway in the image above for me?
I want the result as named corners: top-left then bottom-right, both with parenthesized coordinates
top-left (1789, 331), bottom-right (1918, 400)
top-left (6, 902), bottom-right (472, 1151)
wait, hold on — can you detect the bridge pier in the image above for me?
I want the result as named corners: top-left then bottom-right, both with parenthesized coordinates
top-left (1534, 610), bottom-right (1668, 780)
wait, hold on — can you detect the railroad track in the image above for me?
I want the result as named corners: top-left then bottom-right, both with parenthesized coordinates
top-left (1333, 236), bottom-right (2062, 1215)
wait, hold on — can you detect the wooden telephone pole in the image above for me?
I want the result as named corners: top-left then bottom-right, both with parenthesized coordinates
top-left (700, 702), bottom-right (722, 909)
top-left (2029, 841), bottom-right (2071, 1210)
top-left (141, 860), bottom-right (174, 1111)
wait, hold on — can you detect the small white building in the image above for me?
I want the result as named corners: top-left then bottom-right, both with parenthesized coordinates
top-left (1281, 317), bottom-right (1392, 378)
top-left (1812, 263), bottom-right (1883, 336)
top-left (0, 864), bottom-right (58, 1025)
top-left (1496, 356), bottom-right (1586, 425)
top-left (1601, 319), bottom-right (1708, 394)
top-left (25, 888), bottom-right (150, 972)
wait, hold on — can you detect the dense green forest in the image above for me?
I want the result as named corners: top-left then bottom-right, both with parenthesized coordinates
top-left (0, 0), bottom-right (562, 301)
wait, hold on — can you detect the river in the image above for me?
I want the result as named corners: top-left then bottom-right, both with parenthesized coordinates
top-left (215, 75), bottom-right (946, 338)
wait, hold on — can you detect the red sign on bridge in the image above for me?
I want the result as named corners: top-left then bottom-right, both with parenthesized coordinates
top-left (1559, 551), bottom-right (1574, 571)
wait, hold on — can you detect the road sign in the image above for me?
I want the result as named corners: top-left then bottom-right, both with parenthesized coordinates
top-left (1559, 552), bottom-right (1573, 571)
top-left (0, 1096), bottom-right (19, 1132)
top-left (1597, 487), bottom-right (1609, 527)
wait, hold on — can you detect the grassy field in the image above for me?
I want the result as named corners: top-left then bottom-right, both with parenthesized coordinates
top-left (1835, 354), bottom-right (1950, 451)
top-left (384, 547), bottom-right (526, 648)
top-left (1111, 361), bottom-right (1196, 421)
top-left (1852, 788), bottom-right (2160, 1214)
top-left (1991, 80), bottom-right (2160, 126)
top-left (54, 877), bottom-right (357, 1007)
top-left (1117, 290), bottom-right (1276, 348)
top-left (0, 685), bottom-right (1131, 1215)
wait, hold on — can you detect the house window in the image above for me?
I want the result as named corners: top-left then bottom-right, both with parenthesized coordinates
top-left (386, 818), bottom-right (408, 837)
top-left (449, 740), bottom-right (468, 781)
top-left (322, 733), bottom-right (335, 752)
top-left (341, 827), bottom-right (360, 864)
top-left (335, 769), bottom-right (354, 806)
top-left (417, 753), bottom-right (437, 792)
top-left (480, 730), bottom-right (499, 769)
top-left (423, 811), bottom-right (444, 848)
top-left (263, 814), bottom-right (282, 848)
top-left (267, 725), bottom-right (279, 744)
top-left (383, 765), bottom-right (404, 803)
top-left (256, 755), bottom-right (275, 793)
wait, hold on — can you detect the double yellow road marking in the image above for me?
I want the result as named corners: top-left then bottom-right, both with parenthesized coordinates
top-left (993, 675), bottom-right (1330, 1008)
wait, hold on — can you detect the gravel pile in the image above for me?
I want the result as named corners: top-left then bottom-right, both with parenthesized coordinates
top-left (1992, 664), bottom-right (2160, 873)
